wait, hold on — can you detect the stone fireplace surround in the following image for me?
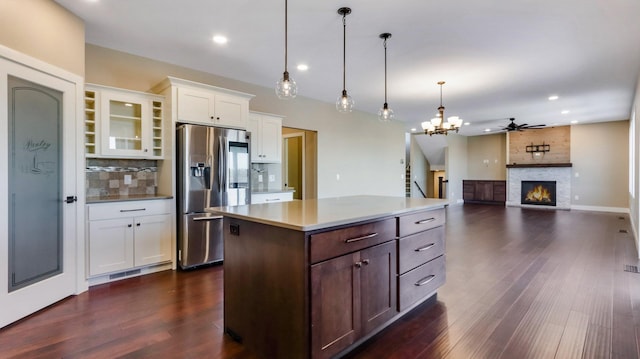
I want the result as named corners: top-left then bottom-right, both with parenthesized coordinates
top-left (506, 164), bottom-right (572, 210)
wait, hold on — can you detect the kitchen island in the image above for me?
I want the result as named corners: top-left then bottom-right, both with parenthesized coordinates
top-left (208, 195), bottom-right (448, 359)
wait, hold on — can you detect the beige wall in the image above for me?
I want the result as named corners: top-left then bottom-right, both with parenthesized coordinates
top-left (467, 133), bottom-right (507, 180)
top-left (571, 121), bottom-right (629, 209)
top-left (445, 134), bottom-right (468, 203)
top-left (0, 0), bottom-right (84, 76)
top-left (86, 45), bottom-right (406, 198)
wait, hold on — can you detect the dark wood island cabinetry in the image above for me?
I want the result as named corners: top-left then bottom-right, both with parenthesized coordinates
top-left (209, 196), bottom-right (448, 359)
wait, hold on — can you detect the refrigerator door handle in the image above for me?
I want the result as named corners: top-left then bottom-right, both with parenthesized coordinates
top-left (220, 136), bottom-right (227, 193)
top-left (218, 136), bottom-right (224, 193)
top-left (193, 215), bottom-right (223, 221)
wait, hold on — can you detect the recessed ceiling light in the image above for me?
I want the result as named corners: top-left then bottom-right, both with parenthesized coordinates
top-left (484, 128), bottom-right (491, 132)
top-left (212, 35), bottom-right (228, 45)
top-left (464, 122), bottom-right (470, 126)
top-left (561, 110), bottom-right (570, 115)
top-left (411, 128), bottom-right (416, 132)
top-left (297, 64), bottom-right (308, 71)
top-left (571, 120), bottom-right (579, 124)
top-left (548, 95), bottom-right (559, 101)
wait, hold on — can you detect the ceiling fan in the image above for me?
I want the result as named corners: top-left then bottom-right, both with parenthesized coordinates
top-left (502, 118), bottom-right (546, 132)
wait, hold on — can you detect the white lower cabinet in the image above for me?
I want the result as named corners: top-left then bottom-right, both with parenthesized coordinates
top-left (87, 199), bottom-right (172, 278)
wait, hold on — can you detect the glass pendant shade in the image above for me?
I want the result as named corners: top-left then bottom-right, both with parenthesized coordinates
top-left (378, 103), bottom-right (394, 122)
top-left (336, 90), bottom-right (354, 113)
top-left (276, 71), bottom-right (297, 99)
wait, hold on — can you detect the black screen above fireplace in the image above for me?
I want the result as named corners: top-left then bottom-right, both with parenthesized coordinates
top-left (521, 180), bottom-right (556, 206)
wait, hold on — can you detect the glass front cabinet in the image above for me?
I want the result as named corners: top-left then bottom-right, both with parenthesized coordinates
top-left (85, 84), bottom-right (163, 159)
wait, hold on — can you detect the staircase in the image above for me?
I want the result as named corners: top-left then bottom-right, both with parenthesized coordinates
top-left (405, 166), bottom-right (411, 197)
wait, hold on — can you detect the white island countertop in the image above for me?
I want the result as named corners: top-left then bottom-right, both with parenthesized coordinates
top-left (207, 195), bottom-right (448, 231)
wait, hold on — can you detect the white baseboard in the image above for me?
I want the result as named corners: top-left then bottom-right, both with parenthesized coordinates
top-left (570, 205), bottom-right (630, 214)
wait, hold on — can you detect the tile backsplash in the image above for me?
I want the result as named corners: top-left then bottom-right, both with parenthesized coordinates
top-left (251, 163), bottom-right (283, 192)
top-left (86, 159), bottom-right (157, 197)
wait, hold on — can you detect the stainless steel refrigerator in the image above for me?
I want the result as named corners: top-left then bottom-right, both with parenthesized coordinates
top-left (176, 124), bottom-right (251, 269)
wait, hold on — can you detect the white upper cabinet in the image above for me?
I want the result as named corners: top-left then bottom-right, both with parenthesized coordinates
top-left (85, 84), bottom-right (164, 159)
top-left (155, 77), bottom-right (253, 129)
top-left (248, 112), bottom-right (283, 163)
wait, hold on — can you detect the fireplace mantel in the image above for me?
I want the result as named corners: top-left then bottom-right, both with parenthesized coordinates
top-left (506, 163), bottom-right (572, 168)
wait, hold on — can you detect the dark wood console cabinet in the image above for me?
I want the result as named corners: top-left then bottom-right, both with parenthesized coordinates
top-left (463, 180), bottom-right (506, 204)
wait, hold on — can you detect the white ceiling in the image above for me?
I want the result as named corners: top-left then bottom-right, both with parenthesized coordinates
top-left (56, 0), bottom-right (640, 136)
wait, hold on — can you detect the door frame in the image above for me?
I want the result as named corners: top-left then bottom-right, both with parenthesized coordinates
top-left (0, 44), bottom-right (87, 328)
top-left (283, 132), bottom-right (305, 200)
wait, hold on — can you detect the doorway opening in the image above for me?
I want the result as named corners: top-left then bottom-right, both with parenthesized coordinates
top-left (282, 127), bottom-right (317, 200)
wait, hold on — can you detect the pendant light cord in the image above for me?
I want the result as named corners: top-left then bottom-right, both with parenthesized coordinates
top-left (383, 37), bottom-right (388, 105)
top-left (342, 13), bottom-right (346, 93)
top-left (284, 0), bottom-right (288, 73)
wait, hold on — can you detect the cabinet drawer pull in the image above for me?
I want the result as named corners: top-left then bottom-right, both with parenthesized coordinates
top-left (415, 218), bottom-right (436, 224)
top-left (415, 275), bottom-right (436, 287)
top-left (415, 243), bottom-right (435, 252)
top-left (193, 216), bottom-right (223, 221)
top-left (345, 232), bottom-right (378, 243)
top-left (265, 198), bottom-right (281, 202)
top-left (120, 208), bottom-right (146, 212)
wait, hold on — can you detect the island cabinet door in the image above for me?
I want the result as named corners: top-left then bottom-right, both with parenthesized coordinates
top-left (310, 240), bottom-right (397, 358)
top-left (311, 252), bottom-right (361, 359)
top-left (360, 241), bottom-right (397, 335)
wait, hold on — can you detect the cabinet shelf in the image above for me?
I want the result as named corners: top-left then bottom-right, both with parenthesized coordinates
top-left (110, 114), bottom-right (142, 121)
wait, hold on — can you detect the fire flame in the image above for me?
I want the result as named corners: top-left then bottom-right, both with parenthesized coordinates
top-left (525, 185), bottom-right (552, 202)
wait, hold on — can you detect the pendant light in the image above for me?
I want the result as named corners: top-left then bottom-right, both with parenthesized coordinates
top-left (336, 7), bottom-right (354, 113)
top-left (275, 0), bottom-right (297, 99)
top-left (378, 33), bottom-right (394, 122)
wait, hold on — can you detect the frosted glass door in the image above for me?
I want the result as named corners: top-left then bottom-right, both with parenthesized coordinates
top-left (7, 76), bottom-right (62, 292)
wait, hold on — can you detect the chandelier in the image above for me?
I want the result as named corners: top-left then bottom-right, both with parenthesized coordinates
top-left (421, 81), bottom-right (463, 135)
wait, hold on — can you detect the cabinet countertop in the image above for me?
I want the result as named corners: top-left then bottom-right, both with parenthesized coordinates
top-left (207, 195), bottom-right (448, 231)
top-left (86, 194), bottom-right (173, 204)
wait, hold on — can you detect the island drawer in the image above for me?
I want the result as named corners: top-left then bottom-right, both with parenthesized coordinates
top-left (398, 226), bottom-right (445, 274)
top-left (398, 255), bottom-right (445, 311)
top-left (398, 208), bottom-right (445, 237)
top-left (310, 218), bottom-right (396, 264)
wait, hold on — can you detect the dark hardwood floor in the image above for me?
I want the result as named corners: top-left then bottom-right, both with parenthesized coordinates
top-left (2, 204), bottom-right (639, 358)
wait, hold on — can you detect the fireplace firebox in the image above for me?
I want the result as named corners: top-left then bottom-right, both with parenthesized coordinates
top-left (521, 181), bottom-right (556, 206)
